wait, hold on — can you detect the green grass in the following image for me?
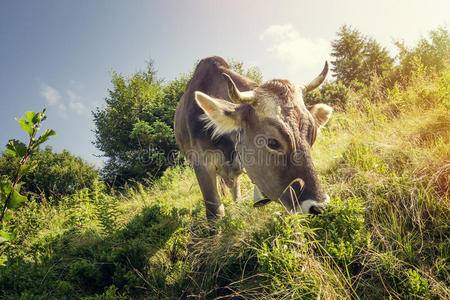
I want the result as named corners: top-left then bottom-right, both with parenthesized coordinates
top-left (1, 68), bottom-right (449, 299)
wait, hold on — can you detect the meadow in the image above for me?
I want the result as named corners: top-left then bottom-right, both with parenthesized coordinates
top-left (0, 28), bottom-right (449, 299)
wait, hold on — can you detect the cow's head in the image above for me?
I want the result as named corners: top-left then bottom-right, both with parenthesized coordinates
top-left (195, 63), bottom-right (332, 215)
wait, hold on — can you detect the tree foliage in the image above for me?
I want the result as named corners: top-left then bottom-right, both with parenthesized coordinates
top-left (228, 58), bottom-right (263, 84)
top-left (0, 146), bottom-right (98, 198)
top-left (93, 61), bottom-right (189, 185)
top-left (394, 27), bottom-right (450, 82)
top-left (304, 80), bottom-right (350, 110)
top-left (331, 25), bottom-right (393, 87)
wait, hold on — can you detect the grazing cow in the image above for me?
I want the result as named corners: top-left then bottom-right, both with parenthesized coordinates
top-left (174, 56), bottom-right (332, 220)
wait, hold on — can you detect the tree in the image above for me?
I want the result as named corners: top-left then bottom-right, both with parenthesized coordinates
top-left (395, 27), bottom-right (450, 81)
top-left (0, 146), bottom-right (98, 199)
top-left (364, 38), bottom-right (394, 81)
top-left (331, 25), bottom-right (393, 87)
top-left (228, 58), bottom-right (263, 84)
top-left (331, 25), bottom-right (366, 86)
top-left (93, 61), bottom-right (189, 185)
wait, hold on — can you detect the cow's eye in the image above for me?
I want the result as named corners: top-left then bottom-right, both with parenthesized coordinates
top-left (267, 138), bottom-right (281, 151)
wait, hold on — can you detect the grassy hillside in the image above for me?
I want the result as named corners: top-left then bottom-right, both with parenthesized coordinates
top-left (1, 66), bottom-right (449, 299)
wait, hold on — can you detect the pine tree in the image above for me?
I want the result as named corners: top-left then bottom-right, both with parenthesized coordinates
top-left (331, 25), bottom-right (393, 87)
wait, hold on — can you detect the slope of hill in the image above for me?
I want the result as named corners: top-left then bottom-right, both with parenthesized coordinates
top-left (1, 63), bottom-right (448, 299)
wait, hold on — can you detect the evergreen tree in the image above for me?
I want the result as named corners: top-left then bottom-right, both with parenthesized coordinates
top-left (331, 25), bottom-right (393, 87)
top-left (363, 38), bottom-right (394, 81)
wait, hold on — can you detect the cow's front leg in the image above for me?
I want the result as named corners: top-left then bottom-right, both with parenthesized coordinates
top-left (193, 164), bottom-right (225, 221)
top-left (231, 175), bottom-right (241, 202)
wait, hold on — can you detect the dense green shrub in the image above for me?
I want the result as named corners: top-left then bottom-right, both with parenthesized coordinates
top-left (310, 197), bottom-right (370, 264)
top-left (304, 80), bottom-right (350, 109)
top-left (92, 62), bottom-right (188, 186)
top-left (0, 200), bottom-right (190, 299)
top-left (0, 146), bottom-right (98, 199)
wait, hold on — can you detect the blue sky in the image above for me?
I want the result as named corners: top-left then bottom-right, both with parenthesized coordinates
top-left (1, 0), bottom-right (448, 167)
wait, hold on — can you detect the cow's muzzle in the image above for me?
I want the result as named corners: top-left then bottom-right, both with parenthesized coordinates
top-left (299, 194), bottom-right (330, 215)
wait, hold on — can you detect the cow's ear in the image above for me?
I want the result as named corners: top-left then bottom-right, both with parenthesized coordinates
top-left (195, 91), bottom-right (243, 136)
top-left (308, 104), bottom-right (332, 129)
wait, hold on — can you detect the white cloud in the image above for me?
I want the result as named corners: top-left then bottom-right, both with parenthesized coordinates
top-left (260, 24), bottom-right (330, 71)
top-left (69, 101), bottom-right (86, 114)
top-left (39, 82), bottom-right (61, 105)
top-left (69, 79), bottom-right (84, 90)
top-left (38, 81), bottom-right (87, 117)
top-left (67, 89), bottom-right (78, 101)
top-left (67, 89), bottom-right (86, 114)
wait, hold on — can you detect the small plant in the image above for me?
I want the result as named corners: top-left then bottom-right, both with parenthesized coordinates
top-left (437, 71), bottom-right (450, 109)
top-left (0, 109), bottom-right (55, 264)
top-left (406, 268), bottom-right (431, 299)
top-left (251, 215), bottom-right (318, 296)
top-left (92, 184), bottom-right (120, 234)
top-left (310, 197), bottom-right (370, 264)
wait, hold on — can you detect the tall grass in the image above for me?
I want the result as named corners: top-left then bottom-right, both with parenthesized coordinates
top-left (1, 65), bottom-right (449, 299)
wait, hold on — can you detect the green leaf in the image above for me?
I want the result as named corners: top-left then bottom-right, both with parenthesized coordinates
top-left (34, 129), bottom-right (56, 148)
top-left (5, 139), bottom-right (27, 157)
top-left (16, 118), bottom-right (34, 136)
top-left (18, 164), bottom-right (32, 179)
top-left (7, 191), bottom-right (27, 210)
top-left (0, 236), bottom-right (8, 245)
top-left (42, 128), bottom-right (56, 139)
top-left (0, 230), bottom-right (16, 242)
top-left (0, 180), bottom-right (12, 198)
top-left (1, 211), bottom-right (13, 222)
top-left (24, 111), bottom-right (38, 124)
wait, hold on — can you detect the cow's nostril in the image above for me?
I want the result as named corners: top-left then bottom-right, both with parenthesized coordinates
top-left (309, 205), bottom-right (324, 215)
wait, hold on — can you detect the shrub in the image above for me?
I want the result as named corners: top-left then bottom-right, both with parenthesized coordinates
top-left (310, 197), bottom-right (370, 264)
top-left (92, 62), bottom-right (188, 186)
top-left (304, 80), bottom-right (350, 109)
top-left (406, 269), bottom-right (431, 299)
top-left (0, 146), bottom-right (98, 199)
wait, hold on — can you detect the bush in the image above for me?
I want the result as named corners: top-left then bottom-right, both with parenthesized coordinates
top-left (395, 27), bottom-right (450, 83)
top-left (304, 80), bottom-right (350, 109)
top-left (310, 197), bottom-right (370, 264)
top-left (93, 63), bottom-right (188, 186)
top-left (0, 146), bottom-right (99, 199)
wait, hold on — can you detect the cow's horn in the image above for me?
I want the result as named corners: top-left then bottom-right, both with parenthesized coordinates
top-left (302, 61), bottom-right (328, 95)
top-left (222, 73), bottom-right (255, 104)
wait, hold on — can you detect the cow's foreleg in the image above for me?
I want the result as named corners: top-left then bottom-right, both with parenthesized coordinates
top-left (231, 176), bottom-right (241, 202)
top-left (218, 178), bottom-right (228, 197)
top-left (194, 164), bottom-right (225, 221)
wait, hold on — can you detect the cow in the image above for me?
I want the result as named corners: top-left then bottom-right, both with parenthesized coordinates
top-left (174, 56), bottom-right (332, 221)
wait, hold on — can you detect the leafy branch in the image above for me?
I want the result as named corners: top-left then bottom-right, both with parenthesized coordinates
top-left (0, 109), bottom-right (55, 246)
